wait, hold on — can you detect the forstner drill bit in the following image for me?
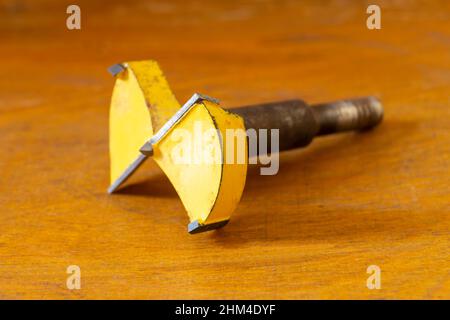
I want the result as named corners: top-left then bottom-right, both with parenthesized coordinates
top-left (107, 60), bottom-right (383, 234)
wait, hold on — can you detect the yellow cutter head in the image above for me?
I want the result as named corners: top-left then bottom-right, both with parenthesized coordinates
top-left (108, 60), bottom-right (247, 234)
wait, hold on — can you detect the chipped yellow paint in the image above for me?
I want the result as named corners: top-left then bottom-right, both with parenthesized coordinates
top-left (109, 60), bottom-right (180, 183)
top-left (126, 61), bottom-right (181, 132)
top-left (109, 60), bottom-right (248, 225)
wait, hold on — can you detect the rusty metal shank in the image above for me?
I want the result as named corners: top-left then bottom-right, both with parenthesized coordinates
top-left (231, 96), bottom-right (383, 154)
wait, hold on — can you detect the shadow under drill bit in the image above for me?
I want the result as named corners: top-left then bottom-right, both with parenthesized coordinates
top-left (115, 118), bottom-right (421, 245)
top-left (114, 172), bottom-right (178, 199)
top-left (209, 119), bottom-right (424, 246)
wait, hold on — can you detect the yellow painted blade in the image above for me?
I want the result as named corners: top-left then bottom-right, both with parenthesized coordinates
top-left (152, 100), bottom-right (248, 226)
top-left (109, 60), bottom-right (180, 185)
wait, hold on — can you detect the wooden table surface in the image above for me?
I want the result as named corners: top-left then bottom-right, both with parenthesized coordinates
top-left (1, 0), bottom-right (449, 299)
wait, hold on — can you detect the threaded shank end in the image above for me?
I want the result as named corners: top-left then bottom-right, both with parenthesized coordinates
top-left (312, 96), bottom-right (383, 136)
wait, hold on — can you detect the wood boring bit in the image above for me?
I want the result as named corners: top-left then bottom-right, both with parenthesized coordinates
top-left (107, 60), bottom-right (383, 234)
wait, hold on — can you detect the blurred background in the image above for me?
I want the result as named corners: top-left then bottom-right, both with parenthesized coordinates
top-left (2, 0), bottom-right (449, 109)
top-left (0, 0), bottom-right (449, 299)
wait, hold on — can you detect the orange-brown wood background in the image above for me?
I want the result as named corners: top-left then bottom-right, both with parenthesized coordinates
top-left (0, 0), bottom-right (449, 299)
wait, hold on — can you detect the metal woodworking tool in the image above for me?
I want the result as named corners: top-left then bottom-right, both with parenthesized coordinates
top-left (107, 60), bottom-right (383, 234)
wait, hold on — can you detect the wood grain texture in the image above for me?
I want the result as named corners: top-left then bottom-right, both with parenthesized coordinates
top-left (0, 0), bottom-right (449, 299)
